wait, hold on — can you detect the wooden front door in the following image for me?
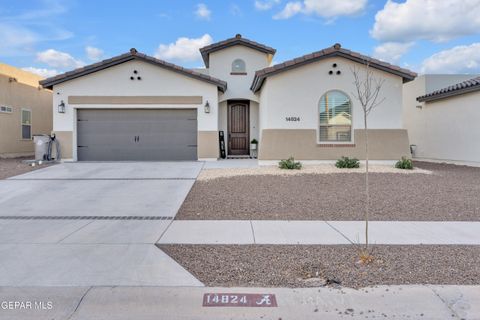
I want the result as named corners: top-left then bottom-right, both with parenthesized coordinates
top-left (228, 101), bottom-right (249, 155)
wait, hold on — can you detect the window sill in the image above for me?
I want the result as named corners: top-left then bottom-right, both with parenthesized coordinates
top-left (230, 72), bottom-right (247, 75)
top-left (317, 143), bottom-right (355, 147)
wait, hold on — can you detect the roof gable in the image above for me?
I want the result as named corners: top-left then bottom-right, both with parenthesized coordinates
top-left (251, 43), bottom-right (417, 93)
top-left (40, 48), bottom-right (227, 92)
top-left (200, 34), bottom-right (276, 68)
top-left (417, 76), bottom-right (480, 102)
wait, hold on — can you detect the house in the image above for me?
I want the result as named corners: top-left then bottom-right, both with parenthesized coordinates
top-left (404, 75), bottom-right (480, 165)
top-left (40, 34), bottom-right (416, 162)
top-left (0, 63), bottom-right (53, 158)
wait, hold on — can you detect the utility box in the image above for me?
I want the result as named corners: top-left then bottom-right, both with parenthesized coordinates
top-left (33, 135), bottom-right (50, 160)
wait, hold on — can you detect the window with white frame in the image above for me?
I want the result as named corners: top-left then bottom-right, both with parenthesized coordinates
top-left (318, 90), bottom-right (352, 142)
top-left (0, 106), bottom-right (13, 113)
top-left (231, 59), bottom-right (246, 73)
top-left (21, 109), bottom-right (32, 140)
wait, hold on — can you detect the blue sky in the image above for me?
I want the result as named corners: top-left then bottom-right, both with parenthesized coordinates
top-left (1, 0), bottom-right (480, 78)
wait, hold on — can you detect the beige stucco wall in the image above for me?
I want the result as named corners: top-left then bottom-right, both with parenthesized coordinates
top-left (198, 131), bottom-right (219, 159)
top-left (52, 60), bottom-right (219, 160)
top-left (403, 75), bottom-right (480, 164)
top-left (0, 73), bottom-right (52, 157)
top-left (54, 131), bottom-right (73, 159)
top-left (0, 63), bottom-right (44, 87)
top-left (259, 129), bottom-right (410, 160)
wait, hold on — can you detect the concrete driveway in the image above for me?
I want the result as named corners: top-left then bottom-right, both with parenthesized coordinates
top-left (0, 162), bottom-right (204, 286)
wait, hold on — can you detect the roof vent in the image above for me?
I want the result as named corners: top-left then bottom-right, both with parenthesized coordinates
top-left (130, 48), bottom-right (138, 55)
top-left (333, 43), bottom-right (341, 50)
top-left (235, 34), bottom-right (242, 39)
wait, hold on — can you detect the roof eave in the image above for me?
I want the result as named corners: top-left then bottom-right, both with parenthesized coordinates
top-left (250, 51), bottom-right (417, 93)
top-left (417, 85), bottom-right (480, 102)
top-left (40, 54), bottom-right (227, 92)
top-left (200, 50), bottom-right (210, 68)
top-left (200, 40), bottom-right (276, 69)
top-left (40, 55), bottom-right (135, 90)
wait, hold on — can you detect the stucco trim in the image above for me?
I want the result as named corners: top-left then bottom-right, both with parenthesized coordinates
top-left (198, 131), bottom-right (219, 159)
top-left (258, 129), bottom-right (410, 160)
top-left (318, 144), bottom-right (356, 147)
top-left (68, 96), bottom-right (203, 105)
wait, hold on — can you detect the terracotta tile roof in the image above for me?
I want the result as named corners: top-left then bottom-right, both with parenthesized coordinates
top-left (199, 34), bottom-right (276, 68)
top-left (250, 43), bottom-right (417, 92)
top-left (39, 48), bottom-right (227, 92)
top-left (417, 76), bottom-right (480, 102)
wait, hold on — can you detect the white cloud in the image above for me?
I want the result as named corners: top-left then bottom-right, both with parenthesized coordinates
top-left (85, 46), bottom-right (104, 61)
top-left (154, 34), bottom-right (213, 62)
top-left (36, 49), bottom-right (84, 69)
top-left (195, 3), bottom-right (211, 20)
top-left (371, 0), bottom-right (480, 43)
top-left (274, 0), bottom-right (367, 20)
top-left (13, 0), bottom-right (67, 20)
top-left (0, 1), bottom-right (72, 57)
top-left (274, 2), bottom-right (303, 19)
top-left (0, 23), bottom-right (38, 56)
top-left (255, 0), bottom-right (281, 11)
top-left (373, 42), bottom-right (414, 63)
top-left (21, 67), bottom-right (59, 78)
top-left (421, 43), bottom-right (480, 74)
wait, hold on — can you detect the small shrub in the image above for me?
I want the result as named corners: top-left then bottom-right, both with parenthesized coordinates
top-left (335, 156), bottom-right (360, 168)
top-left (357, 248), bottom-right (375, 265)
top-left (279, 157), bottom-right (302, 170)
top-left (395, 157), bottom-right (413, 170)
top-left (250, 138), bottom-right (258, 144)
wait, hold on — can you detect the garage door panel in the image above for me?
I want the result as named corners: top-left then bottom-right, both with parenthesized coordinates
top-left (77, 109), bottom-right (197, 161)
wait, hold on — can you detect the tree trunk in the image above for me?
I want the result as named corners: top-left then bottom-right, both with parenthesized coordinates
top-left (364, 114), bottom-right (369, 251)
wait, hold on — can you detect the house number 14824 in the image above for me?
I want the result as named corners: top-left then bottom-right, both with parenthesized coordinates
top-left (285, 116), bottom-right (300, 121)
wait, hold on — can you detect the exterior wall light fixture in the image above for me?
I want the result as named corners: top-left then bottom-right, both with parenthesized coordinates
top-left (58, 100), bottom-right (66, 113)
top-left (204, 101), bottom-right (210, 113)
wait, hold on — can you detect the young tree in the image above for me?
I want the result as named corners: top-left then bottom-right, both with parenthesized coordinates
top-left (351, 62), bottom-right (385, 256)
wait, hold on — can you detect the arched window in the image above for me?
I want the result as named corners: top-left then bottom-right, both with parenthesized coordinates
top-left (231, 59), bottom-right (246, 73)
top-left (319, 90), bottom-right (352, 142)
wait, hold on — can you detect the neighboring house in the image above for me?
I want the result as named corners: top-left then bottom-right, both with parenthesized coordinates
top-left (40, 34), bottom-right (416, 162)
top-left (0, 63), bottom-right (53, 158)
top-left (404, 75), bottom-right (480, 165)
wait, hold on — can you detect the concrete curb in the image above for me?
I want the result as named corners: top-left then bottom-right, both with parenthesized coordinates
top-left (1, 285), bottom-right (478, 319)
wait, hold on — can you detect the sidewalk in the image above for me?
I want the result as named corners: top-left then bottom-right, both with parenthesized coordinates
top-left (158, 220), bottom-right (480, 245)
top-left (2, 285), bottom-right (478, 320)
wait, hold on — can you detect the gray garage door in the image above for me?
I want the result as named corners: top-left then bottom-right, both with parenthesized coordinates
top-left (77, 109), bottom-right (197, 161)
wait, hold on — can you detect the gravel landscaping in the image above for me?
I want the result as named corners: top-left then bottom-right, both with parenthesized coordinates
top-left (177, 162), bottom-right (480, 221)
top-left (0, 158), bottom-right (53, 179)
top-left (198, 164), bottom-right (431, 181)
top-left (159, 244), bottom-right (480, 289)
